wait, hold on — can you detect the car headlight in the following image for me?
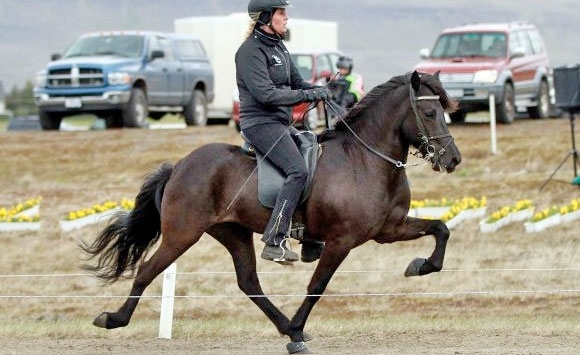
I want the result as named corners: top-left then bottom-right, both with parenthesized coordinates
top-left (108, 72), bottom-right (132, 85)
top-left (35, 72), bottom-right (47, 87)
top-left (473, 70), bottom-right (498, 83)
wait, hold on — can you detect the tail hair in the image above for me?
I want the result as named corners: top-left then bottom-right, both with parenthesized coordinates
top-left (80, 163), bottom-right (173, 284)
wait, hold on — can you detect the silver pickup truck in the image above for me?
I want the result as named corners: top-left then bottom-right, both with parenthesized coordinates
top-left (34, 31), bottom-right (214, 130)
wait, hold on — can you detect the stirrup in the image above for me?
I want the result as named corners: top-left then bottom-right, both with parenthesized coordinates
top-left (289, 223), bottom-right (305, 240)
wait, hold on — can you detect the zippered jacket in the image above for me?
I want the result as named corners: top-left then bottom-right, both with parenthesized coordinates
top-left (235, 28), bottom-right (314, 130)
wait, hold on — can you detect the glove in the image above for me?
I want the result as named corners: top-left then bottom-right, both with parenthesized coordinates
top-left (303, 87), bottom-right (331, 102)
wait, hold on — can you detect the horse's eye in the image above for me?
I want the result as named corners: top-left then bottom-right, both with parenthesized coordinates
top-left (424, 109), bottom-right (436, 120)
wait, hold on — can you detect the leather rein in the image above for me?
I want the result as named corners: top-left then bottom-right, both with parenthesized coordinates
top-left (324, 84), bottom-right (453, 169)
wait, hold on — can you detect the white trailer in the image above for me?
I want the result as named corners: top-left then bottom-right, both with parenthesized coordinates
top-left (175, 13), bottom-right (338, 119)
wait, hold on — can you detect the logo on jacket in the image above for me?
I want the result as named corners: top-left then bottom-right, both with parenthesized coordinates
top-left (271, 55), bottom-right (282, 66)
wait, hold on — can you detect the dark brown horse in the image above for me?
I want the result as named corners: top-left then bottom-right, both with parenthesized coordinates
top-left (81, 71), bottom-right (461, 354)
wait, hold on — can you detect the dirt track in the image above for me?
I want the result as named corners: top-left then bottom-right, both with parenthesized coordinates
top-left (2, 331), bottom-right (579, 354)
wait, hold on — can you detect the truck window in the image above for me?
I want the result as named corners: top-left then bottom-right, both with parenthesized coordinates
top-left (63, 35), bottom-right (143, 58)
top-left (173, 39), bottom-right (206, 60)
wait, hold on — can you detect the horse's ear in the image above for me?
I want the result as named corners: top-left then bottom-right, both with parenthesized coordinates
top-left (411, 70), bottom-right (421, 92)
top-left (434, 70), bottom-right (441, 80)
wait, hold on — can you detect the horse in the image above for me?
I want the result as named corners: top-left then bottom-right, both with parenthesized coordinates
top-left (80, 70), bottom-right (461, 354)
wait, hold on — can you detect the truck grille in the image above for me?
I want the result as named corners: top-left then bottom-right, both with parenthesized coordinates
top-left (47, 66), bottom-right (104, 87)
top-left (439, 73), bottom-right (474, 83)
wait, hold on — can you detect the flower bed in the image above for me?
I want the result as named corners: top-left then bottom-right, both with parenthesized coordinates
top-left (60, 198), bottom-right (134, 232)
top-left (524, 205), bottom-right (561, 233)
top-left (441, 197), bottom-right (487, 229)
top-left (0, 197), bottom-right (42, 232)
top-left (408, 198), bottom-right (454, 218)
top-left (479, 200), bottom-right (534, 233)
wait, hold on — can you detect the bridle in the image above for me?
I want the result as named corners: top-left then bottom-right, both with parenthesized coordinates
top-left (408, 84), bottom-right (455, 167)
top-left (323, 83), bottom-right (454, 169)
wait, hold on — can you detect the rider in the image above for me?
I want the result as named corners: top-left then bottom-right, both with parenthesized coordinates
top-left (235, 0), bottom-right (331, 264)
top-left (330, 56), bottom-right (365, 109)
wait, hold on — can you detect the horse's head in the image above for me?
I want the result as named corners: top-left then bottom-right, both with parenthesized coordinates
top-left (404, 71), bottom-right (462, 173)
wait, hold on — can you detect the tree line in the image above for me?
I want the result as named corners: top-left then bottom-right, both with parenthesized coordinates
top-left (3, 81), bottom-right (36, 117)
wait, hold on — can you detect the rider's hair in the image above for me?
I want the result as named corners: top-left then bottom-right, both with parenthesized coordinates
top-left (245, 12), bottom-right (260, 39)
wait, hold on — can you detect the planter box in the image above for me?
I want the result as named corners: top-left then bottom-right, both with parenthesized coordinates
top-left (446, 207), bottom-right (487, 230)
top-left (479, 217), bottom-right (509, 233)
top-left (561, 209), bottom-right (580, 224)
top-left (413, 206), bottom-right (451, 218)
top-left (14, 204), bottom-right (40, 218)
top-left (59, 208), bottom-right (120, 232)
top-left (0, 221), bottom-right (41, 232)
top-left (524, 214), bottom-right (561, 233)
top-left (509, 208), bottom-right (534, 223)
top-left (479, 208), bottom-right (534, 233)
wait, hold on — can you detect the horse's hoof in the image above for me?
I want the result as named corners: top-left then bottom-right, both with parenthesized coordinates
top-left (92, 312), bottom-right (108, 328)
top-left (404, 257), bottom-right (426, 277)
top-left (286, 341), bottom-right (310, 354)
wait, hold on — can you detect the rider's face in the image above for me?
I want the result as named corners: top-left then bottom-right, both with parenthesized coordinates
top-left (270, 8), bottom-right (288, 36)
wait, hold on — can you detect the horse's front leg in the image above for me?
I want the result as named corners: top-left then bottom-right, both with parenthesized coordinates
top-left (285, 241), bottom-right (351, 353)
top-left (399, 216), bottom-right (450, 277)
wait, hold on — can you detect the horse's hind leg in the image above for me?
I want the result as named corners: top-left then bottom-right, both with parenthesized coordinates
top-left (94, 230), bottom-right (204, 329)
top-left (208, 223), bottom-right (308, 341)
top-left (401, 217), bottom-right (450, 277)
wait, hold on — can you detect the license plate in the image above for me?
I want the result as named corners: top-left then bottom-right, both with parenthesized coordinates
top-left (65, 98), bottom-right (82, 108)
top-left (445, 89), bottom-right (463, 98)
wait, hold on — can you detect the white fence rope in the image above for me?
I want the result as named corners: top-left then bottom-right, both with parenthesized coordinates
top-left (2, 265), bottom-right (579, 339)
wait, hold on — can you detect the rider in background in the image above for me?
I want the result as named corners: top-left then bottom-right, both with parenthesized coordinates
top-left (235, 0), bottom-right (331, 264)
top-left (330, 56), bottom-right (365, 109)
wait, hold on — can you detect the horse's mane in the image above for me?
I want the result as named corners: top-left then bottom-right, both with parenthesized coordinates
top-left (321, 72), bottom-right (457, 140)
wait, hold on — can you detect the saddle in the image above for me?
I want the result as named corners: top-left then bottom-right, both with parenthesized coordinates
top-left (240, 130), bottom-right (320, 209)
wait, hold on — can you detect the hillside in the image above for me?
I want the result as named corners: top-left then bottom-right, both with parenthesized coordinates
top-left (1, 0), bottom-right (580, 91)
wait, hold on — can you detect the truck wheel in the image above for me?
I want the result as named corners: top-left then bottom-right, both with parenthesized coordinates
top-left (528, 80), bottom-right (550, 119)
top-left (496, 83), bottom-right (515, 124)
top-left (184, 89), bottom-right (208, 126)
top-left (122, 88), bottom-right (148, 128)
top-left (39, 110), bottom-right (62, 130)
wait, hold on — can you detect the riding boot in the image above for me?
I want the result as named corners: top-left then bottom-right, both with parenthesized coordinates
top-left (261, 200), bottom-right (299, 264)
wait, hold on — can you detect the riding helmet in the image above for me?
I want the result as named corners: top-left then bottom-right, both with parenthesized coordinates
top-left (337, 56), bottom-right (354, 71)
top-left (248, 0), bottom-right (291, 14)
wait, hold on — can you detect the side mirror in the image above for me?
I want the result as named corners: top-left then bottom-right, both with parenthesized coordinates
top-left (50, 53), bottom-right (61, 61)
top-left (150, 50), bottom-right (165, 60)
top-left (419, 48), bottom-right (430, 59)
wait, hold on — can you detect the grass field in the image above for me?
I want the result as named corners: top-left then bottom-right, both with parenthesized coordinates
top-left (1, 117), bottom-right (579, 353)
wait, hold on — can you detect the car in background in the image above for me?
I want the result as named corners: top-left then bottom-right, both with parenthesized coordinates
top-left (231, 49), bottom-right (342, 131)
top-left (413, 21), bottom-right (553, 124)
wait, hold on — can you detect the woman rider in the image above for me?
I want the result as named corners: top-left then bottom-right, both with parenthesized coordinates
top-left (235, 0), bottom-right (330, 264)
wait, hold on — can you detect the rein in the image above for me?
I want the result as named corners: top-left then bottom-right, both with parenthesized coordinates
top-left (325, 84), bottom-right (449, 169)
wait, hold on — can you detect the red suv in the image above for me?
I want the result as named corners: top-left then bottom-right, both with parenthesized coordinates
top-left (413, 21), bottom-right (553, 123)
top-left (231, 49), bottom-right (342, 130)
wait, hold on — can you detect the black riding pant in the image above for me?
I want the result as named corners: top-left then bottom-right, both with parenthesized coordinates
top-left (242, 123), bottom-right (308, 246)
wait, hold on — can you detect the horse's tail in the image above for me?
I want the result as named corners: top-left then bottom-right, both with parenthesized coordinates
top-left (80, 162), bottom-right (173, 284)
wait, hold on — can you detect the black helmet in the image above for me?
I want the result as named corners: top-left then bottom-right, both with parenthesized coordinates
top-left (337, 56), bottom-right (353, 71)
top-left (248, 0), bottom-right (291, 15)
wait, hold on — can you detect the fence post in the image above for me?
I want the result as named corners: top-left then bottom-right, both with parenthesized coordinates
top-left (489, 94), bottom-right (497, 154)
top-left (158, 263), bottom-right (176, 339)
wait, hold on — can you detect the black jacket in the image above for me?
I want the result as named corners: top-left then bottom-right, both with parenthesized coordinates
top-left (235, 28), bottom-right (313, 130)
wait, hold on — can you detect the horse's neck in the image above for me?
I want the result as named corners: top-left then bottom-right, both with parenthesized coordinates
top-left (343, 108), bottom-right (409, 165)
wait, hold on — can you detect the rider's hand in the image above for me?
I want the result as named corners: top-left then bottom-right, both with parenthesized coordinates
top-left (303, 87), bottom-right (331, 102)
